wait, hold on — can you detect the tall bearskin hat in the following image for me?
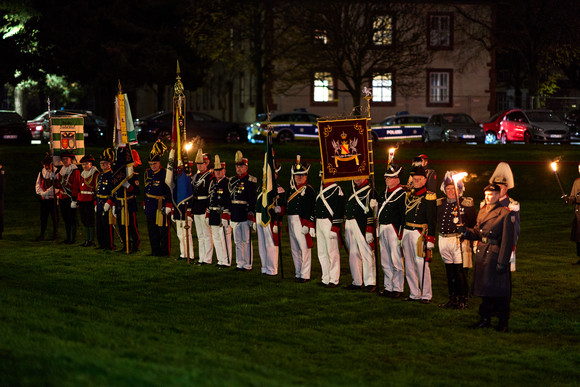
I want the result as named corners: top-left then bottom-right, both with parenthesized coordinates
top-left (235, 150), bottom-right (248, 166)
top-left (291, 155), bottom-right (310, 175)
top-left (489, 162), bottom-right (514, 189)
top-left (441, 170), bottom-right (464, 195)
top-left (213, 154), bottom-right (226, 170)
top-left (384, 163), bottom-right (402, 178)
top-left (149, 140), bottom-right (167, 162)
top-left (100, 148), bottom-right (115, 163)
top-left (80, 154), bottom-right (96, 164)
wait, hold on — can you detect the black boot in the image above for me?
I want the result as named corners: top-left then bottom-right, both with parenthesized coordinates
top-left (439, 295), bottom-right (457, 308)
top-left (469, 317), bottom-right (491, 329)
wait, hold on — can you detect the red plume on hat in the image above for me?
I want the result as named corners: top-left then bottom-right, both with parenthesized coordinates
top-left (131, 149), bottom-right (141, 167)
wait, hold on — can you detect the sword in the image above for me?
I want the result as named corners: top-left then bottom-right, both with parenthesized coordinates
top-left (222, 222), bottom-right (231, 265)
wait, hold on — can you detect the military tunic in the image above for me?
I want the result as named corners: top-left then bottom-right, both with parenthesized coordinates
top-left (207, 176), bottom-right (232, 266)
top-left (402, 187), bottom-right (437, 301)
top-left (114, 173), bottom-right (141, 252)
top-left (35, 167), bottom-right (58, 240)
top-left (144, 167), bottom-right (170, 256)
top-left (229, 173), bottom-right (257, 270)
top-left (377, 185), bottom-right (406, 293)
top-left (96, 169), bottom-right (115, 250)
top-left (57, 164), bottom-right (80, 243)
top-left (286, 183), bottom-right (316, 280)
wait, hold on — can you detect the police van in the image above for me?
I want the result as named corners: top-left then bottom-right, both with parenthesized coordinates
top-left (371, 113), bottom-right (429, 142)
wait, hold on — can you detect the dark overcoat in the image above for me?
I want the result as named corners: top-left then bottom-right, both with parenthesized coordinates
top-left (567, 177), bottom-right (580, 242)
top-left (465, 202), bottom-right (515, 297)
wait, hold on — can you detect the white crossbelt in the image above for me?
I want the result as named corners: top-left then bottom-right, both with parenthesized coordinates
top-left (377, 187), bottom-right (404, 219)
top-left (317, 184), bottom-right (337, 217)
top-left (349, 184), bottom-right (370, 213)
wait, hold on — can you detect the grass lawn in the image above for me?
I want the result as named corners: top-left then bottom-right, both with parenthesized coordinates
top-left (0, 140), bottom-right (579, 386)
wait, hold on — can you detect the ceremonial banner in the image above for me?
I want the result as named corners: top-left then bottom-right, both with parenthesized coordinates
top-left (115, 93), bottom-right (138, 146)
top-left (110, 145), bottom-right (135, 195)
top-left (318, 118), bottom-right (370, 183)
top-left (260, 133), bottom-right (277, 226)
top-left (50, 116), bottom-right (85, 164)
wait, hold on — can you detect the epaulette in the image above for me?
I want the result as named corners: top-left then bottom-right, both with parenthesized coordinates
top-left (248, 175), bottom-right (257, 183)
top-left (461, 197), bottom-right (474, 207)
top-left (508, 199), bottom-right (520, 212)
top-left (426, 191), bottom-right (436, 200)
top-left (436, 197), bottom-right (445, 206)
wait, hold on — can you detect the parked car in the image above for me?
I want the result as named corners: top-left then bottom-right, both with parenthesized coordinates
top-left (135, 111), bottom-right (246, 143)
top-left (564, 109), bottom-right (580, 141)
top-left (247, 110), bottom-right (320, 142)
top-left (422, 113), bottom-right (485, 143)
top-left (480, 110), bottom-right (508, 144)
top-left (492, 109), bottom-right (569, 143)
top-left (0, 110), bottom-right (31, 145)
top-left (371, 113), bottom-right (429, 142)
top-left (27, 109), bottom-right (107, 145)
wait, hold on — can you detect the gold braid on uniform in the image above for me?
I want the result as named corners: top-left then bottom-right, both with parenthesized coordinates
top-left (405, 193), bottom-right (423, 215)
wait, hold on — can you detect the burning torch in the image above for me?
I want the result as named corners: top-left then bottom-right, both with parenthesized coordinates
top-left (388, 147), bottom-right (396, 165)
top-left (550, 159), bottom-right (566, 198)
top-left (451, 172), bottom-right (468, 224)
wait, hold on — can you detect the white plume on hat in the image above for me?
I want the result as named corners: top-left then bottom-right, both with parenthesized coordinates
top-left (441, 170), bottom-right (464, 195)
top-left (489, 162), bottom-right (514, 189)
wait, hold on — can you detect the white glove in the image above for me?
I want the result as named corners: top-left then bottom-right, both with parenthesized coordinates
top-left (103, 202), bottom-right (111, 212)
top-left (94, 205), bottom-right (97, 213)
top-left (164, 207), bottom-right (171, 215)
top-left (309, 228), bottom-right (316, 238)
top-left (274, 206), bottom-right (281, 214)
top-left (301, 225), bottom-right (309, 235)
top-left (222, 218), bottom-right (229, 227)
top-left (122, 181), bottom-right (130, 189)
top-left (365, 232), bottom-right (374, 244)
top-left (329, 231), bottom-right (338, 240)
top-left (369, 198), bottom-right (378, 212)
top-left (273, 225), bottom-right (278, 233)
top-left (143, 205), bottom-right (146, 211)
top-left (112, 205), bottom-right (116, 214)
top-left (70, 201), bottom-right (78, 209)
top-left (205, 217), bottom-right (210, 226)
top-left (427, 241), bottom-right (435, 250)
top-left (251, 221), bottom-right (256, 232)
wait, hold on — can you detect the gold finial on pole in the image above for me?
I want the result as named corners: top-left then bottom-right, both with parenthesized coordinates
top-left (363, 87), bottom-right (372, 118)
top-left (174, 60), bottom-right (184, 96)
top-left (118, 80), bottom-right (123, 94)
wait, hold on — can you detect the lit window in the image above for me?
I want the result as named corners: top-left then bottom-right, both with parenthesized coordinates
top-left (429, 14), bottom-right (452, 48)
top-left (373, 15), bottom-right (392, 46)
top-left (429, 71), bottom-right (450, 104)
top-left (313, 72), bottom-right (333, 102)
top-left (372, 73), bottom-right (392, 102)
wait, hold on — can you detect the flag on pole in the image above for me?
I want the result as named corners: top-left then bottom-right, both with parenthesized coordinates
top-left (50, 116), bottom-right (85, 165)
top-left (318, 118), bottom-right (370, 183)
top-left (260, 132), bottom-right (277, 226)
top-left (115, 92), bottom-right (138, 146)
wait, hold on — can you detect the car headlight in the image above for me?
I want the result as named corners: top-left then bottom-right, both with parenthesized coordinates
top-left (532, 126), bottom-right (544, 133)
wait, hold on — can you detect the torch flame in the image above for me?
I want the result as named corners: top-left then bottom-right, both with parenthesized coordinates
top-left (551, 161), bottom-right (558, 172)
top-left (184, 142), bottom-right (193, 152)
top-left (452, 172), bottom-right (468, 183)
top-left (388, 147), bottom-right (396, 163)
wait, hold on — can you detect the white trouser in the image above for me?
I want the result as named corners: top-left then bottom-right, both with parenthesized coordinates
top-left (211, 224), bottom-right (232, 266)
top-left (345, 219), bottom-right (375, 286)
top-left (379, 224), bottom-right (404, 292)
top-left (231, 220), bottom-right (253, 270)
top-left (256, 213), bottom-right (278, 275)
top-left (175, 217), bottom-right (194, 259)
top-left (402, 229), bottom-right (432, 300)
top-left (288, 215), bottom-right (311, 279)
top-left (438, 235), bottom-right (463, 264)
top-left (194, 214), bottom-right (213, 264)
top-left (316, 218), bottom-right (341, 285)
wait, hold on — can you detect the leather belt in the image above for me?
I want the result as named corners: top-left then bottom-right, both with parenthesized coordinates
top-left (481, 237), bottom-right (499, 245)
top-left (209, 206), bottom-right (222, 211)
top-left (440, 233), bottom-right (460, 237)
top-left (405, 222), bottom-right (427, 230)
top-left (80, 190), bottom-right (94, 195)
top-left (232, 200), bottom-right (247, 204)
top-left (195, 196), bottom-right (208, 200)
top-left (97, 194), bottom-right (112, 199)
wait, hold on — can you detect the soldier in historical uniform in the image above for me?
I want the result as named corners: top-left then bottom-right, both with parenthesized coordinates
top-left (35, 154), bottom-right (59, 241)
top-left (313, 171), bottom-right (345, 287)
top-left (402, 166), bottom-right (437, 303)
top-left (408, 154), bottom-right (437, 193)
top-left (55, 151), bottom-right (81, 244)
top-left (343, 177), bottom-right (377, 292)
top-left (377, 163), bottom-right (406, 298)
top-left (191, 149), bottom-right (215, 265)
top-left (113, 150), bottom-right (141, 254)
top-left (144, 141), bottom-right (170, 257)
top-left (437, 171), bottom-right (476, 309)
top-left (77, 155), bottom-right (99, 247)
top-left (95, 148), bottom-right (116, 250)
top-left (461, 183), bottom-right (516, 332)
top-left (286, 155), bottom-right (316, 282)
top-left (564, 162), bottom-right (580, 265)
top-left (229, 151), bottom-right (257, 271)
top-left (255, 161), bottom-right (286, 276)
top-left (206, 155), bottom-right (232, 268)
top-left (488, 162), bottom-right (520, 272)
